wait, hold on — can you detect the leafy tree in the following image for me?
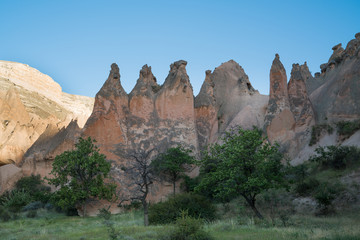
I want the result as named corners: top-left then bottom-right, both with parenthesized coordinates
top-left (47, 137), bottom-right (116, 217)
top-left (196, 127), bottom-right (285, 219)
top-left (310, 145), bottom-right (360, 170)
top-left (151, 146), bottom-right (195, 196)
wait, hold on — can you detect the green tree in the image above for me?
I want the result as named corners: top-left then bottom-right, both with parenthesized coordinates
top-left (196, 127), bottom-right (284, 219)
top-left (151, 146), bottom-right (195, 196)
top-left (47, 137), bottom-right (116, 217)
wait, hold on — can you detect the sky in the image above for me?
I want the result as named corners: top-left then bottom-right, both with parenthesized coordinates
top-left (0, 0), bottom-right (359, 97)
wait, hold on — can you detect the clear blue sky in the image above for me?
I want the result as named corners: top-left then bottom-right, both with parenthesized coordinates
top-left (1, 0), bottom-right (359, 97)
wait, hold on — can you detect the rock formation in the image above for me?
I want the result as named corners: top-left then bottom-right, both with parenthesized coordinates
top-left (288, 62), bottom-right (315, 130)
top-left (2, 32), bottom-right (360, 208)
top-left (264, 54), bottom-right (295, 151)
top-left (307, 33), bottom-right (360, 122)
top-left (0, 61), bottom-right (94, 166)
top-left (195, 60), bottom-right (268, 149)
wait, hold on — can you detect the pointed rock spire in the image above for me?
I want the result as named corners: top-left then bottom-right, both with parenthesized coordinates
top-left (130, 64), bottom-right (159, 99)
top-left (194, 70), bottom-right (215, 108)
top-left (288, 63), bottom-right (315, 128)
top-left (269, 54), bottom-right (288, 100)
top-left (264, 54), bottom-right (295, 149)
top-left (97, 63), bottom-right (127, 98)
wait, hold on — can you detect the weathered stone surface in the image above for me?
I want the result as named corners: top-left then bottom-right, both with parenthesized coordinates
top-left (83, 63), bottom-right (129, 162)
top-left (80, 61), bottom-right (199, 208)
top-left (0, 164), bottom-right (23, 194)
top-left (21, 120), bottom-right (82, 177)
top-left (195, 60), bottom-right (267, 148)
top-left (264, 54), bottom-right (295, 150)
top-left (288, 62), bottom-right (315, 158)
top-left (328, 43), bottom-right (344, 64)
top-left (307, 36), bottom-right (360, 122)
top-left (0, 61), bottom-right (94, 166)
top-left (194, 70), bottom-right (218, 148)
top-left (0, 61), bottom-right (62, 103)
top-left (288, 62), bottom-right (315, 130)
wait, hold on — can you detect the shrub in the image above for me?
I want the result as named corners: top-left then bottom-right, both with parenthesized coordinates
top-left (309, 124), bottom-right (333, 146)
top-left (257, 188), bottom-right (295, 226)
top-left (98, 207), bottom-right (111, 220)
top-left (294, 178), bottom-right (320, 196)
top-left (0, 205), bottom-right (12, 222)
top-left (149, 193), bottom-right (216, 225)
top-left (161, 211), bottom-right (213, 240)
top-left (310, 145), bottom-right (360, 170)
top-left (44, 203), bottom-right (54, 210)
top-left (65, 207), bottom-right (79, 216)
top-left (15, 174), bottom-right (43, 191)
top-left (2, 189), bottom-right (32, 212)
top-left (336, 120), bottom-right (360, 137)
top-left (22, 201), bottom-right (43, 211)
top-left (15, 174), bottom-right (52, 203)
top-left (120, 200), bottom-right (142, 211)
top-left (181, 175), bottom-right (200, 193)
top-left (26, 210), bottom-right (37, 218)
top-left (314, 182), bottom-right (342, 215)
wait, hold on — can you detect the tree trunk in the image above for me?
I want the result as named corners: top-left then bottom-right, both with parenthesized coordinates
top-left (244, 196), bottom-right (263, 219)
top-left (173, 181), bottom-right (176, 197)
top-left (143, 201), bottom-right (149, 226)
top-left (83, 201), bottom-right (87, 217)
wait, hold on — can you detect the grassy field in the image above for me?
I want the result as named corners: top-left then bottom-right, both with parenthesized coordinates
top-left (1, 208), bottom-right (360, 240)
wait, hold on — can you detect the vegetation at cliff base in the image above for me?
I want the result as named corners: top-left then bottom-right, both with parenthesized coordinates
top-left (196, 127), bottom-right (285, 219)
top-left (46, 137), bottom-right (116, 217)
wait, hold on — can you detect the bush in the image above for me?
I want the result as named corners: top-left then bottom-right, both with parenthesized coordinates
top-left (181, 175), bottom-right (200, 193)
top-left (336, 120), bottom-right (360, 137)
top-left (22, 201), bottom-right (43, 211)
top-left (15, 174), bottom-right (52, 203)
top-left (1, 189), bottom-right (32, 212)
top-left (314, 181), bottom-right (343, 215)
top-left (0, 205), bottom-right (12, 222)
top-left (309, 124), bottom-right (333, 146)
top-left (120, 200), bottom-right (142, 211)
top-left (26, 210), bottom-right (37, 218)
top-left (257, 188), bottom-right (295, 226)
top-left (15, 174), bottom-right (43, 191)
top-left (98, 207), bottom-right (111, 220)
top-left (149, 193), bottom-right (216, 225)
top-left (310, 145), bottom-right (360, 170)
top-left (44, 203), bottom-right (54, 210)
top-left (161, 211), bottom-right (213, 240)
top-left (294, 178), bottom-right (320, 196)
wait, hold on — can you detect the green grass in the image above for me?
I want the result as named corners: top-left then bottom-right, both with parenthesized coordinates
top-left (1, 208), bottom-right (360, 240)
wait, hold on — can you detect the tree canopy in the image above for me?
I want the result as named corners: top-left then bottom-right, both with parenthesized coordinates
top-left (47, 137), bottom-right (116, 216)
top-left (195, 127), bottom-right (285, 219)
top-left (151, 146), bottom-right (195, 196)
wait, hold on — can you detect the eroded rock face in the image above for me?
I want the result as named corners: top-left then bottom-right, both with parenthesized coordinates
top-left (264, 54), bottom-right (295, 149)
top-left (307, 33), bottom-right (360, 122)
top-left (0, 164), bottom-right (22, 194)
top-left (0, 61), bottom-right (94, 166)
top-left (21, 120), bottom-right (82, 177)
top-left (195, 60), bottom-right (268, 149)
top-left (287, 63), bottom-right (315, 157)
top-left (288, 62), bottom-right (315, 130)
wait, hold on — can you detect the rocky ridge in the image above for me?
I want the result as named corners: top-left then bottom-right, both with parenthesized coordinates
top-left (2, 33), bottom-right (360, 211)
top-left (0, 61), bottom-right (94, 167)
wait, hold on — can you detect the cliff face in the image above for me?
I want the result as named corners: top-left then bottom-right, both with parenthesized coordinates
top-left (2, 33), bottom-right (360, 204)
top-left (0, 61), bottom-right (94, 166)
top-left (195, 60), bottom-right (268, 149)
top-left (264, 54), bottom-right (296, 152)
top-left (307, 33), bottom-right (360, 122)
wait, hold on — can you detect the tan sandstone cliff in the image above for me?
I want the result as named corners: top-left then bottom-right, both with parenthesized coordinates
top-left (0, 61), bottom-right (94, 193)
